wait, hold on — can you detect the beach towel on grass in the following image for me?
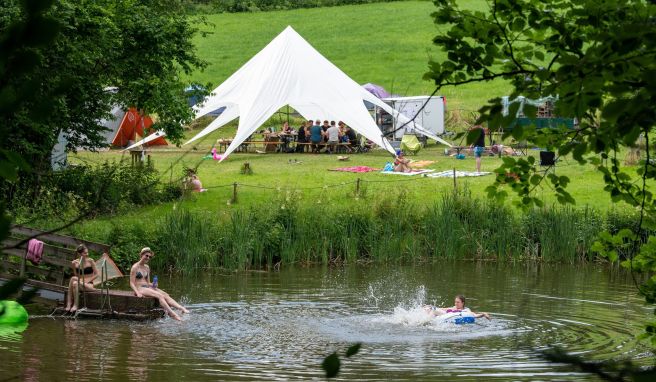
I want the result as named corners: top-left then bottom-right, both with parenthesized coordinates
top-left (426, 170), bottom-right (491, 178)
top-left (26, 239), bottom-right (44, 265)
top-left (380, 169), bottom-right (434, 176)
top-left (329, 166), bottom-right (380, 173)
top-left (409, 160), bottom-right (435, 169)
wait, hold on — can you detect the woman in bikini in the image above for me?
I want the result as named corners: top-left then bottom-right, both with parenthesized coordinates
top-left (393, 150), bottom-right (412, 173)
top-left (424, 294), bottom-right (491, 320)
top-left (64, 244), bottom-right (99, 313)
top-left (130, 247), bottom-right (189, 321)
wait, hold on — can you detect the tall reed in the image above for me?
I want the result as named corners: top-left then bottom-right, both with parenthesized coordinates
top-left (108, 190), bottom-right (642, 272)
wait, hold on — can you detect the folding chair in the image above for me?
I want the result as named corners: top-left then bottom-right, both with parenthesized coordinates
top-left (401, 134), bottom-right (422, 155)
top-left (354, 135), bottom-right (371, 153)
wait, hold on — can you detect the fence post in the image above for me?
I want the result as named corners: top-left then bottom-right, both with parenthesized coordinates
top-left (453, 168), bottom-right (457, 191)
top-left (355, 177), bottom-right (361, 197)
top-left (232, 182), bottom-right (238, 204)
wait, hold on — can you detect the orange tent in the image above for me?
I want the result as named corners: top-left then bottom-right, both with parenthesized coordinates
top-left (110, 108), bottom-right (167, 147)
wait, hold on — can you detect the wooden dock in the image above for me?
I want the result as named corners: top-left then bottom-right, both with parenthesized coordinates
top-left (1, 225), bottom-right (164, 320)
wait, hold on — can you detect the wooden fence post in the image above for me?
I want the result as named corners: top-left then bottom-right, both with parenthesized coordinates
top-left (355, 178), bottom-right (361, 197)
top-left (453, 168), bottom-right (457, 191)
top-left (232, 182), bottom-right (238, 204)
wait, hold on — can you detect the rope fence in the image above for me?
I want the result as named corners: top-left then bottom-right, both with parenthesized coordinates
top-left (196, 173), bottom-right (459, 204)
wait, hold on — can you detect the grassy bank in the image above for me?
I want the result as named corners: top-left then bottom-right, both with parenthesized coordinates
top-left (68, 190), bottom-right (636, 272)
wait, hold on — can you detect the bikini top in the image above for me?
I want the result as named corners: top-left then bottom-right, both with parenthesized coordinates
top-left (136, 270), bottom-right (148, 280)
top-left (75, 262), bottom-right (93, 275)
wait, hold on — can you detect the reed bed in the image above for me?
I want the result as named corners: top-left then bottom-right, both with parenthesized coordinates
top-left (95, 190), bottom-right (637, 272)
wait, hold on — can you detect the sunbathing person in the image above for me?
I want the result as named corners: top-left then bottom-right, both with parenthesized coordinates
top-left (394, 150), bottom-right (412, 173)
top-left (64, 244), bottom-right (99, 313)
top-left (424, 294), bottom-right (491, 320)
top-left (130, 247), bottom-right (189, 321)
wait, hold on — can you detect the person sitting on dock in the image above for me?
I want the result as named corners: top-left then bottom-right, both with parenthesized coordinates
top-left (424, 294), bottom-right (491, 320)
top-left (130, 247), bottom-right (189, 321)
top-left (64, 244), bottom-right (99, 313)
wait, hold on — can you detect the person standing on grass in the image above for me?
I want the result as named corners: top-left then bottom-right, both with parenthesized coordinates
top-left (471, 125), bottom-right (486, 173)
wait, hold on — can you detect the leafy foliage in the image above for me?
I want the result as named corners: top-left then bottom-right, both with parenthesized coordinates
top-left (425, 0), bottom-right (656, 354)
top-left (7, 161), bottom-right (181, 221)
top-left (0, 0), bottom-right (208, 171)
top-left (321, 343), bottom-right (361, 378)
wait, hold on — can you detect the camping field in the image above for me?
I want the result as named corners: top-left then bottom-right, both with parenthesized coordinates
top-left (67, 0), bottom-right (636, 235)
top-left (64, 0), bottom-right (640, 263)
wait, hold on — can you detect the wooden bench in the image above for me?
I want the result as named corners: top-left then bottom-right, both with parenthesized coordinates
top-left (1, 225), bottom-right (163, 319)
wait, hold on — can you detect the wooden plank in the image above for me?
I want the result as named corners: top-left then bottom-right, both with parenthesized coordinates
top-left (1, 247), bottom-right (70, 268)
top-left (2, 248), bottom-right (68, 276)
top-left (0, 260), bottom-right (59, 280)
top-left (3, 237), bottom-right (76, 259)
top-left (10, 225), bottom-right (111, 254)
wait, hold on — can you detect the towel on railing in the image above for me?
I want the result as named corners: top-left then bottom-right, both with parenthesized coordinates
top-left (26, 239), bottom-right (44, 265)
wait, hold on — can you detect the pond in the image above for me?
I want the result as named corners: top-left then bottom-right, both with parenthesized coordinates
top-left (0, 262), bottom-right (653, 381)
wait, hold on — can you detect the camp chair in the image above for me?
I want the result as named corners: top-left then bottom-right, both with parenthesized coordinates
top-left (539, 151), bottom-right (557, 174)
top-left (354, 135), bottom-right (371, 153)
top-left (401, 134), bottom-right (422, 155)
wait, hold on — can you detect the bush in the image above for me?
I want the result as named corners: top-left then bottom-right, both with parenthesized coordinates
top-left (6, 161), bottom-right (181, 222)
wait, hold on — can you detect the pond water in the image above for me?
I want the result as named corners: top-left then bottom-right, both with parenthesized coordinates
top-left (0, 262), bottom-right (653, 381)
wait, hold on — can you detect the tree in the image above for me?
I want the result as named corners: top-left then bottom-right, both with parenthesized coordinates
top-left (425, 0), bottom-right (656, 347)
top-left (0, 0), bottom-right (208, 172)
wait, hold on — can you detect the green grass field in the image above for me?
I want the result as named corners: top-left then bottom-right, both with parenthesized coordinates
top-left (188, 0), bottom-right (509, 112)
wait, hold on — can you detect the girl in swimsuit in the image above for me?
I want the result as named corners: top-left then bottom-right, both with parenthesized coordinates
top-left (393, 150), bottom-right (412, 173)
top-left (130, 247), bottom-right (189, 321)
top-left (424, 295), bottom-right (491, 320)
top-left (64, 244), bottom-right (99, 313)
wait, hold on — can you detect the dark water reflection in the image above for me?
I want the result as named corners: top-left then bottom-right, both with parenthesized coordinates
top-left (0, 262), bottom-right (653, 381)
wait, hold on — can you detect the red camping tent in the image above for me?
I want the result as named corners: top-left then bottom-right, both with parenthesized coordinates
top-left (110, 108), bottom-right (167, 147)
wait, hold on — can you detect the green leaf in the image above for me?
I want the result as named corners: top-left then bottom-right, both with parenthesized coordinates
top-left (511, 124), bottom-right (524, 140)
top-left (322, 352), bottom-right (341, 378)
top-left (346, 343), bottom-right (361, 358)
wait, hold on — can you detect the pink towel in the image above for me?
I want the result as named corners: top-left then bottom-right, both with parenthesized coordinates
top-left (26, 239), bottom-right (44, 265)
top-left (329, 166), bottom-right (380, 173)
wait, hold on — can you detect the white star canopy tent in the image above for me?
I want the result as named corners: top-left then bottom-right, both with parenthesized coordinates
top-left (126, 26), bottom-right (451, 155)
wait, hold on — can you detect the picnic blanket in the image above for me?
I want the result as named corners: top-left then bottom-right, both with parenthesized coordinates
top-left (380, 169), bottom-right (434, 176)
top-left (409, 160), bottom-right (435, 169)
top-left (425, 170), bottom-right (491, 178)
top-left (329, 166), bottom-right (380, 173)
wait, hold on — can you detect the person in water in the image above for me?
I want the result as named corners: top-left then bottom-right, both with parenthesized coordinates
top-left (130, 247), bottom-right (189, 321)
top-left (424, 294), bottom-right (491, 320)
top-left (64, 244), bottom-right (99, 313)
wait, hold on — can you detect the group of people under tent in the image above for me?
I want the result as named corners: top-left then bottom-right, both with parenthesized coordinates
top-left (262, 120), bottom-right (371, 154)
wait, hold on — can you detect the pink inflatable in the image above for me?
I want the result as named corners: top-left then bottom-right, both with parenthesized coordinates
top-left (211, 148), bottom-right (224, 161)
